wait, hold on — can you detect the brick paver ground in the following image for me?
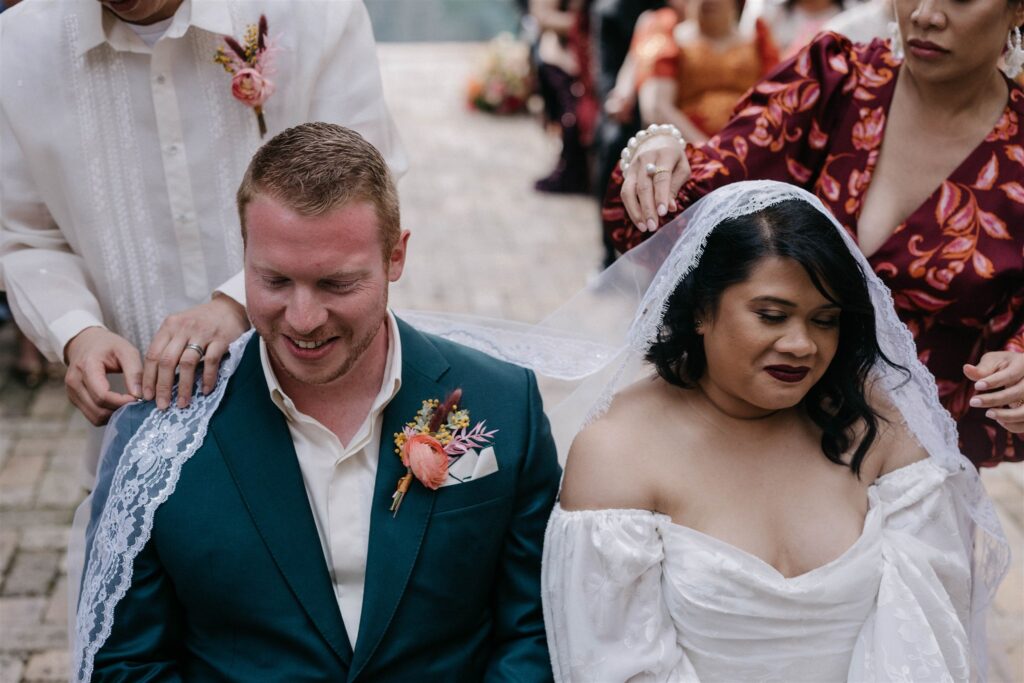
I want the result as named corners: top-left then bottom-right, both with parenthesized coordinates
top-left (0, 43), bottom-right (1020, 683)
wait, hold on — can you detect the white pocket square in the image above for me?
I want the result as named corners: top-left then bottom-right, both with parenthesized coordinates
top-left (442, 446), bottom-right (499, 487)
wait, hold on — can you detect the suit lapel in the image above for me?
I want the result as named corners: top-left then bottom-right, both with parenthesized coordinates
top-left (349, 320), bottom-right (451, 680)
top-left (211, 336), bottom-right (353, 668)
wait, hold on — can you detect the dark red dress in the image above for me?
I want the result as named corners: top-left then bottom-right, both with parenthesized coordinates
top-left (604, 33), bottom-right (1024, 467)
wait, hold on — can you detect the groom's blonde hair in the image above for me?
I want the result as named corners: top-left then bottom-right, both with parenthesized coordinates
top-left (236, 122), bottom-right (400, 257)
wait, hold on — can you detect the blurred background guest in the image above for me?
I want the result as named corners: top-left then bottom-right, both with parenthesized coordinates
top-left (741, 0), bottom-right (844, 57)
top-left (0, 294), bottom-right (51, 389)
top-left (634, 0), bottom-right (778, 144)
top-left (591, 0), bottom-right (665, 267)
top-left (529, 0), bottom-right (597, 193)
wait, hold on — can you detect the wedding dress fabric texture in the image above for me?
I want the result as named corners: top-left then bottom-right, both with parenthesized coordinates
top-left (528, 181), bottom-right (1003, 681)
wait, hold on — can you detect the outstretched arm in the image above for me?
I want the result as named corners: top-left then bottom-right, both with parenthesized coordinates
top-left (485, 370), bottom-right (561, 682)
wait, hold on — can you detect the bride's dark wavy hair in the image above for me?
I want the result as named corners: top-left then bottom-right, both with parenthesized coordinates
top-left (645, 199), bottom-right (905, 475)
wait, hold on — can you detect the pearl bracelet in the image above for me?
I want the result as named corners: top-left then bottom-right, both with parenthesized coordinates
top-left (619, 123), bottom-right (686, 173)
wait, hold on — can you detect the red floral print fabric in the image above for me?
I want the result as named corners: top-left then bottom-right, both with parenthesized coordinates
top-left (604, 33), bottom-right (1024, 466)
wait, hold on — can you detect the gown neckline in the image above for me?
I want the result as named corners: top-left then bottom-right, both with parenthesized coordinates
top-left (660, 504), bottom-right (881, 582)
top-left (658, 458), bottom-right (938, 581)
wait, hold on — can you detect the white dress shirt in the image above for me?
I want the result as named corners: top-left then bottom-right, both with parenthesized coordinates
top-left (259, 312), bottom-right (403, 648)
top-left (0, 0), bottom-right (406, 361)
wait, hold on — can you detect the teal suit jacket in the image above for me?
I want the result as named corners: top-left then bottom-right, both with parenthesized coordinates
top-left (89, 320), bottom-right (561, 682)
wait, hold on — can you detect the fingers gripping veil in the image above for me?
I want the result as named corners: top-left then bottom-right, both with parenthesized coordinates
top-left (403, 180), bottom-right (1008, 678)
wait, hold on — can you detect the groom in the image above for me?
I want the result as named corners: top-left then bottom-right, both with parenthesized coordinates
top-left (81, 123), bottom-right (561, 681)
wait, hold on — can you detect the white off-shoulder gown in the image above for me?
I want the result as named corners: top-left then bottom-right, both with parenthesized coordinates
top-left (542, 459), bottom-right (974, 682)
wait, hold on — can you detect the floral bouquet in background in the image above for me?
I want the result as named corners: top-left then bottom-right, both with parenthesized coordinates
top-left (466, 32), bottom-right (533, 115)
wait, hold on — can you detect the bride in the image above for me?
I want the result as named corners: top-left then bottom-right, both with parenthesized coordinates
top-left (537, 181), bottom-right (1007, 681)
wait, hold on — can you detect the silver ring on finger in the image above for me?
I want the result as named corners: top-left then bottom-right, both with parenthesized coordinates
top-left (184, 343), bottom-right (206, 362)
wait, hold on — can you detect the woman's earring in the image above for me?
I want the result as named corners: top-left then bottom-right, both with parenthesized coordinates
top-left (1003, 26), bottom-right (1024, 79)
top-left (887, 21), bottom-right (904, 60)
top-left (694, 319), bottom-right (703, 331)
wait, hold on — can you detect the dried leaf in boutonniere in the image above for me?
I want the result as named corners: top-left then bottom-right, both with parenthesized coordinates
top-left (390, 388), bottom-right (498, 517)
top-left (213, 14), bottom-right (277, 137)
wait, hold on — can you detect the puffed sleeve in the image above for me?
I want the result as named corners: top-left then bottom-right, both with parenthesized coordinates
top-left (542, 506), bottom-right (698, 682)
top-left (849, 460), bottom-right (975, 682)
top-left (604, 31), bottom-right (868, 253)
top-left (631, 9), bottom-right (683, 91)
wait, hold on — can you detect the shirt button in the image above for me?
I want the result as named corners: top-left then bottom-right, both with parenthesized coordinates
top-left (167, 144), bottom-right (178, 155)
top-left (155, 74), bottom-right (166, 84)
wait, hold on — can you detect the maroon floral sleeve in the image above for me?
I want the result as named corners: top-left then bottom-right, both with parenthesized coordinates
top-left (603, 32), bottom-right (873, 252)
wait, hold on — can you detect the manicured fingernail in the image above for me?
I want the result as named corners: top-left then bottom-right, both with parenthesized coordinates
top-left (636, 221), bottom-right (647, 232)
top-left (975, 381), bottom-right (988, 390)
top-left (670, 200), bottom-right (677, 211)
top-left (144, 390), bottom-right (153, 401)
top-left (657, 204), bottom-right (667, 216)
top-left (969, 397), bottom-right (981, 407)
top-left (646, 218), bottom-right (657, 231)
top-left (985, 410), bottom-right (994, 419)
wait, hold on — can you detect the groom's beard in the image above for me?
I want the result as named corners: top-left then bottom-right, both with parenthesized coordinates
top-left (259, 298), bottom-right (388, 388)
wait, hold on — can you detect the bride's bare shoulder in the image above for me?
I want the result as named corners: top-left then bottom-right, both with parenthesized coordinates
top-left (859, 380), bottom-right (930, 480)
top-left (559, 377), bottom-right (681, 512)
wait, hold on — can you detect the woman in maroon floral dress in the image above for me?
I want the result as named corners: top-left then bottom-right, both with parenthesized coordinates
top-left (604, 0), bottom-right (1024, 466)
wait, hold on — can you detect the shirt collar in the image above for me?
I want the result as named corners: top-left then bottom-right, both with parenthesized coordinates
top-left (75, 0), bottom-right (234, 57)
top-left (260, 311), bottom-right (404, 425)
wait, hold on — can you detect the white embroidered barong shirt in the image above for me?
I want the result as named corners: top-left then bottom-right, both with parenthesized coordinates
top-left (0, 0), bottom-right (406, 361)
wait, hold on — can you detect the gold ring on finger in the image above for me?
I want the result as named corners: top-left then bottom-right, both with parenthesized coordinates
top-left (1013, 400), bottom-right (1024, 408)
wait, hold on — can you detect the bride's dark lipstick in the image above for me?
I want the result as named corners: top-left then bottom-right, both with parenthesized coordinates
top-left (765, 365), bottom-right (810, 383)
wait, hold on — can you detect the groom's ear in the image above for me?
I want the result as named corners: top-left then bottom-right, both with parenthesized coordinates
top-left (387, 229), bottom-right (411, 283)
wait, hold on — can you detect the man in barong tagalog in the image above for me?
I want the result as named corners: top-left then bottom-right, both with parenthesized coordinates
top-left (72, 123), bottom-right (560, 682)
top-left (0, 0), bottom-right (406, 479)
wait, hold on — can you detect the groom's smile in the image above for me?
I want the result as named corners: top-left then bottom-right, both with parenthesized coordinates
top-left (243, 193), bottom-right (408, 393)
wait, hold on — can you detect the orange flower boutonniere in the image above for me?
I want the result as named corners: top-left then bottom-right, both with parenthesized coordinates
top-left (390, 388), bottom-right (497, 516)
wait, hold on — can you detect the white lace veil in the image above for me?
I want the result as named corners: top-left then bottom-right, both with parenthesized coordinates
top-left (404, 180), bottom-right (1009, 679)
top-left (69, 180), bottom-right (1007, 680)
top-left (68, 330), bottom-right (253, 683)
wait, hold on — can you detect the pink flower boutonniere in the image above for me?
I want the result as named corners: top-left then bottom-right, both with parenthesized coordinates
top-left (214, 15), bottom-right (277, 137)
top-left (390, 388), bottom-right (498, 517)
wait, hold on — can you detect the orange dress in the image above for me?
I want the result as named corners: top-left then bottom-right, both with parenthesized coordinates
top-left (633, 9), bottom-right (779, 137)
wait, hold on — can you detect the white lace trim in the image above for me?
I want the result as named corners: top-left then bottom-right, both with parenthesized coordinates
top-left (72, 330), bottom-right (254, 682)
